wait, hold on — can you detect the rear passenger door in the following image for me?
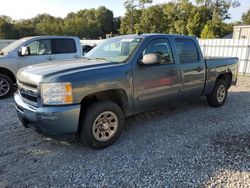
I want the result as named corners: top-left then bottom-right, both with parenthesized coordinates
top-left (51, 38), bottom-right (80, 61)
top-left (175, 38), bottom-right (206, 99)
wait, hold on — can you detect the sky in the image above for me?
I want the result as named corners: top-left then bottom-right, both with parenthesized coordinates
top-left (1, 0), bottom-right (250, 22)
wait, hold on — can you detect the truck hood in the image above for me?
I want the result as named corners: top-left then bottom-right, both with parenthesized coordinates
top-left (17, 59), bottom-right (117, 84)
top-left (0, 55), bottom-right (10, 61)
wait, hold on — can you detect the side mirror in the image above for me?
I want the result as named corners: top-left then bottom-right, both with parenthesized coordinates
top-left (18, 46), bottom-right (30, 56)
top-left (141, 53), bottom-right (160, 65)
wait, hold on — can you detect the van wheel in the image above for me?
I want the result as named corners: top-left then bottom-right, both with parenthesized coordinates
top-left (0, 74), bottom-right (14, 99)
top-left (207, 79), bottom-right (228, 107)
top-left (79, 101), bottom-right (124, 149)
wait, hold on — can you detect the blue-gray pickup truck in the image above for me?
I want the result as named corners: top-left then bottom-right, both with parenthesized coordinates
top-left (14, 34), bottom-right (238, 148)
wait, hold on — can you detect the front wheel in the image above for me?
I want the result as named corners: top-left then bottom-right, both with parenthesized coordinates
top-left (207, 79), bottom-right (228, 107)
top-left (79, 101), bottom-right (124, 149)
top-left (0, 74), bottom-right (14, 99)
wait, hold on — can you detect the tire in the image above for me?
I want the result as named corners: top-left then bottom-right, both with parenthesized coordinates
top-left (79, 101), bottom-right (124, 149)
top-left (0, 74), bottom-right (14, 99)
top-left (207, 79), bottom-right (228, 107)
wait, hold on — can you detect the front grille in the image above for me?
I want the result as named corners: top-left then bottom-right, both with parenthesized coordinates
top-left (17, 80), bottom-right (38, 106)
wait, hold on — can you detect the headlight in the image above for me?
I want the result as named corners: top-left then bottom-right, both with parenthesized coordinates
top-left (41, 83), bottom-right (73, 105)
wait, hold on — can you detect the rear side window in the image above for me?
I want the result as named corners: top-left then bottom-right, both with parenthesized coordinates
top-left (175, 38), bottom-right (199, 63)
top-left (52, 39), bottom-right (77, 54)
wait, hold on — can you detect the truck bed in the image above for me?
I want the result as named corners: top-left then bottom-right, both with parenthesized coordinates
top-left (203, 57), bottom-right (238, 96)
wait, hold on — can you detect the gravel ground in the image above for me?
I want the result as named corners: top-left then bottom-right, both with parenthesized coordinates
top-left (0, 76), bottom-right (250, 187)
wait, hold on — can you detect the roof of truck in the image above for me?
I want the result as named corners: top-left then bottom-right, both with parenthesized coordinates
top-left (114, 33), bottom-right (196, 40)
top-left (21, 36), bottom-right (79, 40)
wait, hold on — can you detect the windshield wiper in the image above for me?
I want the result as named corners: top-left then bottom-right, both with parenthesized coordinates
top-left (93, 57), bottom-right (106, 61)
top-left (83, 57), bottom-right (107, 61)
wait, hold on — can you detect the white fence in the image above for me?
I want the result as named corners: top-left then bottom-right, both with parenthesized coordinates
top-left (80, 39), bottom-right (103, 46)
top-left (199, 39), bottom-right (250, 74)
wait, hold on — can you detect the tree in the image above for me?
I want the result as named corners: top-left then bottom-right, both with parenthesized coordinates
top-left (63, 7), bottom-right (117, 39)
top-left (172, 0), bottom-right (194, 35)
top-left (139, 0), bottom-right (153, 9)
top-left (195, 0), bottom-right (239, 38)
top-left (0, 3), bottom-right (239, 39)
top-left (122, 0), bottom-right (153, 34)
top-left (195, 0), bottom-right (240, 20)
top-left (123, 0), bottom-right (139, 34)
top-left (0, 16), bottom-right (15, 39)
top-left (96, 6), bottom-right (115, 37)
top-left (242, 9), bottom-right (250, 25)
top-left (187, 6), bottom-right (212, 37)
top-left (33, 14), bottom-right (63, 35)
top-left (14, 19), bottom-right (36, 38)
top-left (200, 11), bottom-right (224, 38)
top-left (63, 9), bottom-right (101, 39)
top-left (120, 9), bottom-right (142, 34)
top-left (137, 5), bottom-right (166, 33)
top-left (113, 17), bottom-right (121, 34)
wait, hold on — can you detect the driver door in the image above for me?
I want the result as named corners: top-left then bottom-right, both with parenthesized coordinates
top-left (132, 38), bottom-right (181, 111)
top-left (18, 39), bottom-right (54, 68)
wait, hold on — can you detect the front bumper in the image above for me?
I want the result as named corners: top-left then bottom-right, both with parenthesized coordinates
top-left (14, 93), bottom-right (81, 136)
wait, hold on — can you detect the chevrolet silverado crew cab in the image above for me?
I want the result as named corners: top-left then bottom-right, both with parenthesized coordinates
top-left (0, 36), bottom-right (83, 99)
top-left (14, 34), bottom-right (238, 149)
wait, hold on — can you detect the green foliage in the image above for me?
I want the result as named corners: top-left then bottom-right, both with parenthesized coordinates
top-left (33, 14), bottom-right (64, 35)
top-left (242, 9), bottom-right (250, 25)
top-left (14, 19), bottom-right (36, 38)
top-left (0, 1), bottom-right (242, 39)
top-left (137, 5), bottom-right (165, 33)
top-left (201, 21), bottom-right (217, 38)
top-left (172, 1), bottom-right (194, 35)
top-left (63, 7), bottom-right (116, 39)
top-left (122, 0), bottom-right (153, 34)
top-left (121, 0), bottom-right (238, 38)
top-left (0, 7), bottom-right (119, 39)
top-left (200, 12), bottom-right (224, 38)
top-left (120, 9), bottom-right (142, 34)
top-left (113, 17), bottom-right (121, 34)
top-left (0, 16), bottom-right (15, 39)
top-left (187, 6), bottom-right (212, 37)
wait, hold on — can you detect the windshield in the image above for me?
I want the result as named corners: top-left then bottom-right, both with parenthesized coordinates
top-left (1, 39), bottom-right (27, 55)
top-left (85, 37), bottom-right (142, 63)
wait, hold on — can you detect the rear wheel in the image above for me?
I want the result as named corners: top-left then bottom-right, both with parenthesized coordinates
top-left (0, 74), bottom-right (14, 99)
top-left (79, 101), bottom-right (124, 149)
top-left (207, 79), bottom-right (228, 107)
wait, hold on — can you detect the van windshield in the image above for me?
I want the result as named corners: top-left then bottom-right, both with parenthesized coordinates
top-left (1, 39), bottom-right (27, 55)
top-left (85, 37), bottom-right (142, 63)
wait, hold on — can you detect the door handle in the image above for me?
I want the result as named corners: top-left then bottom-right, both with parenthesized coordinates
top-left (195, 66), bottom-right (203, 72)
top-left (47, 56), bottom-right (55, 61)
top-left (74, 55), bottom-right (80, 58)
top-left (168, 70), bottom-right (177, 76)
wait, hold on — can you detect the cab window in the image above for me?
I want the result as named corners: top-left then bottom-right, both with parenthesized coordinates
top-left (52, 39), bottom-right (77, 54)
top-left (26, 40), bottom-right (51, 55)
top-left (175, 38), bottom-right (199, 63)
top-left (143, 39), bottom-right (174, 64)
